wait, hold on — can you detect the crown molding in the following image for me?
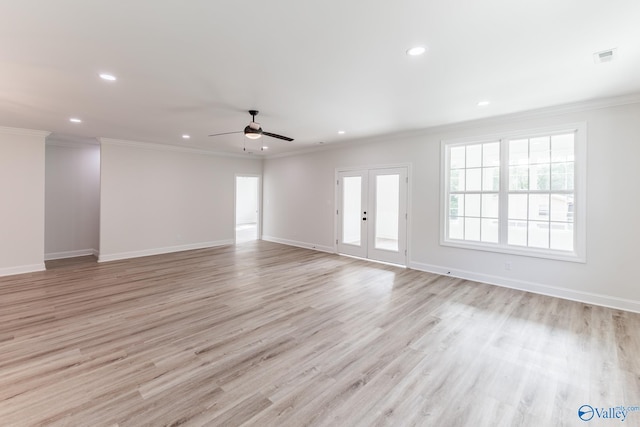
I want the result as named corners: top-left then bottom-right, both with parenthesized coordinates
top-left (427, 91), bottom-right (640, 135)
top-left (99, 137), bottom-right (262, 160)
top-left (46, 133), bottom-right (100, 148)
top-left (265, 91), bottom-right (640, 160)
top-left (264, 143), bottom-right (337, 160)
top-left (0, 126), bottom-right (51, 138)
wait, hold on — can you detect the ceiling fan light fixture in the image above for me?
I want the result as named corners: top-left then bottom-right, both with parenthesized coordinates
top-left (245, 131), bottom-right (262, 140)
top-left (244, 121), bottom-right (263, 139)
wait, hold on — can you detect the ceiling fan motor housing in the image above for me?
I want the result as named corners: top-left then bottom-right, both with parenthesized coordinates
top-left (244, 123), bottom-right (263, 139)
top-left (245, 110), bottom-right (263, 138)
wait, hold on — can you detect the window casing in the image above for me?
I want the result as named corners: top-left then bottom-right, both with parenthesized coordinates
top-left (441, 124), bottom-right (586, 262)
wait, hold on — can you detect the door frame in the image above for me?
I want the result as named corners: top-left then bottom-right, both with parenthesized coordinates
top-left (334, 163), bottom-right (412, 266)
top-left (234, 174), bottom-right (262, 243)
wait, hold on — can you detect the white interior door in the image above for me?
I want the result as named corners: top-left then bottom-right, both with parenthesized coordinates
top-left (337, 167), bottom-right (407, 265)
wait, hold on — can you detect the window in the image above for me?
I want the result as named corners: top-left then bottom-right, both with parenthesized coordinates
top-left (448, 141), bottom-right (500, 243)
top-left (441, 124), bottom-right (586, 262)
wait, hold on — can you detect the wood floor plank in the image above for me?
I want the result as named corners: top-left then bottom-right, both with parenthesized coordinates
top-left (0, 241), bottom-right (639, 426)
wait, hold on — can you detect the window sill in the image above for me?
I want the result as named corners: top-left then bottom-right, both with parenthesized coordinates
top-left (440, 239), bottom-right (586, 263)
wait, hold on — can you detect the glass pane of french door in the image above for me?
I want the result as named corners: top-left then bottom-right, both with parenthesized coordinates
top-left (342, 176), bottom-right (362, 246)
top-left (337, 171), bottom-right (368, 259)
top-left (374, 174), bottom-right (400, 251)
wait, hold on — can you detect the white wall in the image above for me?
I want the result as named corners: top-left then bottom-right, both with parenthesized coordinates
top-left (45, 136), bottom-right (101, 260)
top-left (0, 126), bottom-right (49, 276)
top-left (262, 99), bottom-right (640, 312)
top-left (99, 139), bottom-right (262, 261)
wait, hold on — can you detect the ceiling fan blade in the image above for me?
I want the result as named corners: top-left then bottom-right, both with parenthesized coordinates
top-left (263, 131), bottom-right (294, 142)
top-left (208, 131), bottom-right (243, 137)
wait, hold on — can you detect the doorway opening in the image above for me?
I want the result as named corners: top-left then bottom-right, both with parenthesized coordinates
top-left (235, 176), bottom-right (260, 243)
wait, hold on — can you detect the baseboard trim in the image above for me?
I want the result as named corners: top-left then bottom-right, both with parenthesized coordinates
top-left (0, 263), bottom-right (46, 277)
top-left (261, 236), bottom-right (335, 254)
top-left (409, 260), bottom-right (640, 314)
top-left (98, 240), bottom-right (233, 263)
top-left (45, 249), bottom-right (99, 261)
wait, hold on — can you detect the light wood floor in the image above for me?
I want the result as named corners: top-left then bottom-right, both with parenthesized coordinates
top-left (1, 241), bottom-right (639, 426)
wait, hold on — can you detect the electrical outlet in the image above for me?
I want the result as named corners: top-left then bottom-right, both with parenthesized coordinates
top-left (505, 262), bottom-right (511, 271)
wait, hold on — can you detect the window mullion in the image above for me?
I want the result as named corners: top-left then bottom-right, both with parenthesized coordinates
top-left (547, 156), bottom-right (552, 246)
top-left (479, 144), bottom-right (484, 242)
top-left (499, 138), bottom-right (509, 245)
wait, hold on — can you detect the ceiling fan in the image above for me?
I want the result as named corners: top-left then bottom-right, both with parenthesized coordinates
top-left (208, 110), bottom-right (294, 142)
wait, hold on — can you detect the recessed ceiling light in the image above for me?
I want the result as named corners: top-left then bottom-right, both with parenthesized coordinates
top-left (99, 73), bottom-right (117, 81)
top-left (69, 117), bottom-right (82, 123)
top-left (477, 100), bottom-right (490, 107)
top-left (338, 130), bottom-right (346, 135)
top-left (182, 134), bottom-right (190, 139)
top-left (262, 146), bottom-right (269, 150)
top-left (406, 46), bottom-right (427, 56)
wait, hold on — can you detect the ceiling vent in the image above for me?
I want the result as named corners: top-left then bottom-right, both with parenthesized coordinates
top-left (593, 48), bottom-right (616, 64)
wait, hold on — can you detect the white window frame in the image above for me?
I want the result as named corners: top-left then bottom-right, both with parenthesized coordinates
top-left (440, 123), bottom-right (586, 263)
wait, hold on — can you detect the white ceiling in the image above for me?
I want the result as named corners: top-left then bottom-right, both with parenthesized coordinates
top-left (1, 0), bottom-right (639, 156)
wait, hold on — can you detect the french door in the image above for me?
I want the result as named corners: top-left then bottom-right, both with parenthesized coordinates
top-left (337, 167), bottom-right (408, 265)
